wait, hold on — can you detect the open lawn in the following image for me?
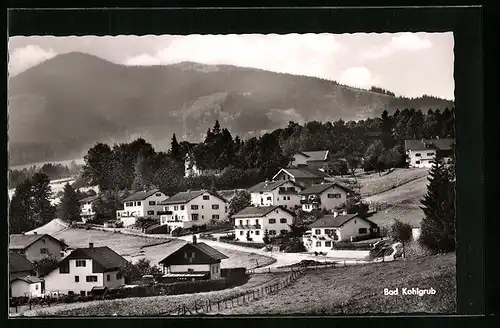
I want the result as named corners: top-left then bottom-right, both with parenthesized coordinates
top-left (27, 273), bottom-right (286, 316)
top-left (364, 176), bottom-right (428, 206)
top-left (214, 253), bottom-right (456, 315)
top-left (365, 206), bottom-right (423, 229)
top-left (349, 168), bottom-right (428, 197)
top-left (52, 228), bottom-right (274, 269)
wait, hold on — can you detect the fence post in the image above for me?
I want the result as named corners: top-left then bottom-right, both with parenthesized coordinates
top-left (194, 300), bottom-right (198, 313)
top-left (344, 260), bottom-right (346, 267)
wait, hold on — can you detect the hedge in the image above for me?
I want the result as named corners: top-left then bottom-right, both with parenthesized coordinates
top-left (218, 239), bottom-right (265, 249)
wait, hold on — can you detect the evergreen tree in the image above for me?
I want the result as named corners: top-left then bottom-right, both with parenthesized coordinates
top-left (228, 190), bottom-right (251, 218)
top-left (170, 133), bottom-right (183, 163)
top-left (58, 183), bottom-right (81, 223)
top-left (30, 172), bottom-right (57, 227)
top-left (9, 178), bottom-right (35, 233)
top-left (381, 110), bottom-right (394, 149)
top-left (419, 154), bottom-right (456, 253)
top-left (82, 143), bottom-right (114, 190)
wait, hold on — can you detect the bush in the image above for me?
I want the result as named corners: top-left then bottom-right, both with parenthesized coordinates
top-left (333, 241), bottom-right (373, 250)
top-left (219, 234), bottom-right (235, 241)
top-left (390, 219), bottom-right (412, 243)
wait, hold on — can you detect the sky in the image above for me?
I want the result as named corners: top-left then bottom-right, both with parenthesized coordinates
top-left (8, 33), bottom-right (454, 100)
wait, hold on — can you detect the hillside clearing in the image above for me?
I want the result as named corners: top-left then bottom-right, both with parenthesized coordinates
top-left (214, 253), bottom-right (456, 315)
top-left (365, 206), bottom-right (423, 229)
top-left (52, 228), bottom-right (274, 269)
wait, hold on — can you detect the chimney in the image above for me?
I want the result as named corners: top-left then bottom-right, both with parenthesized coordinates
top-left (89, 242), bottom-right (94, 248)
top-left (192, 235), bottom-right (197, 244)
top-left (333, 211), bottom-right (338, 218)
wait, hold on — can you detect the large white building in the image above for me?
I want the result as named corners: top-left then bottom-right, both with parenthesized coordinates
top-left (299, 182), bottom-right (352, 212)
top-left (42, 244), bottom-right (131, 296)
top-left (79, 195), bottom-right (99, 223)
top-left (116, 189), bottom-right (169, 227)
top-left (404, 138), bottom-right (454, 168)
top-left (247, 180), bottom-right (303, 210)
top-left (159, 190), bottom-right (228, 233)
top-left (232, 206), bottom-right (295, 243)
top-left (302, 213), bottom-right (379, 252)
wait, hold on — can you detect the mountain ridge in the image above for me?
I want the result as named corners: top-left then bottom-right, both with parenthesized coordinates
top-left (8, 52), bottom-right (454, 166)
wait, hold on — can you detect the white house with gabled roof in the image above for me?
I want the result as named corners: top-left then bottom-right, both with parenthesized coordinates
top-left (299, 182), bottom-right (353, 212)
top-left (291, 150), bottom-right (331, 170)
top-left (404, 138), bottom-right (454, 168)
top-left (247, 180), bottom-right (303, 210)
top-left (232, 205), bottom-right (295, 243)
top-left (159, 190), bottom-right (228, 233)
top-left (116, 189), bottom-right (169, 227)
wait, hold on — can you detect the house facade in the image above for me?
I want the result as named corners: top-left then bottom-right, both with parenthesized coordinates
top-left (404, 138), bottom-right (454, 168)
top-left (302, 213), bottom-right (379, 252)
top-left (233, 206), bottom-right (295, 243)
top-left (291, 150), bottom-right (330, 170)
top-left (42, 244), bottom-right (129, 296)
top-left (299, 183), bottom-right (352, 212)
top-left (79, 195), bottom-right (99, 222)
top-left (158, 236), bottom-right (228, 283)
top-left (272, 166), bottom-right (328, 188)
top-left (248, 180), bottom-right (303, 210)
top-left (9, 233), bottom-right (68, 263)
top-left (116, 189), bottom-right (169, 227)
top-left (159, 190), bottom-right (228, 232)
top-left (10, 276), bottom-right (44, 298)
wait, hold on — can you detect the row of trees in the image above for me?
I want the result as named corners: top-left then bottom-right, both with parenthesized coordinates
top-left (8, 161), bottom-right (81, 189)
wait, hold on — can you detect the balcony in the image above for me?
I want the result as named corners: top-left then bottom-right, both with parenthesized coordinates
top-left (300, 195), bottom-right (321, 205)
top-left (234, 224), bottom-right (262, 230)
top-left (278, 188), bottom-right (298, 195)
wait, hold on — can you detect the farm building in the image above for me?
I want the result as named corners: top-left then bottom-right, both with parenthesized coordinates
top-left (299, 182), bottom-right (353, 212)
top-left (303, 213), bottom-right (380, 252)
top-left (158, 236), bottom-right (228, 283)
top-left (116, 189), bottom-right (169, 227)
top-left (9, 233), bottom-right (68, 263)
top-left (247, 180), bottom-right (303, 209)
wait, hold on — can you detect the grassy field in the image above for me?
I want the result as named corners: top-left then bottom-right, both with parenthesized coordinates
top-left (28, 273), bottom-right (286, 316)
top-left (365, 206), bottom-right (423, 229)
top-left (53, 228), bottom-right (274, 269)
top-left (352, 168), bottom-right (429, 197)
top-left (214, 253), bottom-right (456, 315)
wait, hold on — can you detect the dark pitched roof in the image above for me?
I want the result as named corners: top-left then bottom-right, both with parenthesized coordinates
top-left (9, 234), bottom-right (68, 250)
top-left (123, 189), bottom-right (163, 202)
top-left (232, 205), bottom-right (295, 219)
top-left (160, 190), bottom-right (226, 205)
top-left (158, 242), bottom-right (228, 265)
top-left (309, 214), bottom-right (378, 228)
top-left (11, 276), bottom-right (43, 284)
top-left (296, 150), bottom-right (329, 161)
top-left (79, 195), bottom-right (99, 203)
top-left (273, 166), bottom-right (329, 180)
top-left (299, 183), bottom-right (353, 195)
top-left (9, 252), bottom-right (34, 273)
top-left (247, 180), bottom-right (301, 193)
top-left (404, 139), bottom-right (454, 151)
top-left (61, 246), bottom-right (131, 272)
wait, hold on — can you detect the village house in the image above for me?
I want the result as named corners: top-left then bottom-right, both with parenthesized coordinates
top-left (247, 180), bottom-right (303, 209)
top-left (290, 150), bottom-right (331, 170)
top-left (159, 190), bottom-right (228, 233)
top-left (232, 205), bottom-right (296, 243)
top-left (9, 233), bottom-right (68, 263)
top-left (302, 212), bottom-right (379, 252)
top-left (42, 243), bottom-right (132, 296)
top-left (9, 251), bottom-right (35, 280)
top-left (272, 165), bottom-right (330, 188)
top-left (10, 276), bottom-right (44, 298)
top-left (116, 189), bottom-right (169, 227)
top-left (158, 236), bottom-right (228, 283)
top-left (79, 195), bottom-right (99, 223)
top-left (404, 138), bottom-right (454, 168)
top-left (184, 153), bottom-right (224, 178)
top-left (299, 182), bottom-right (353, 212)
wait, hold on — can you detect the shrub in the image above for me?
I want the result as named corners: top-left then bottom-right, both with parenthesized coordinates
top-left (390, 219), bottom-right (413, 243)
top-left (115, 221), bottom-right (124, 228)
top-left (219, 239), bottom-right (265, 249)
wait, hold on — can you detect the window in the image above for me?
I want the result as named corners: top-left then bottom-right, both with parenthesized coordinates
top-left (156, 211), bottom-right (162, 215)
top-left (415, 161), bottom-right (421, 164)
top-left (35, 284), bottom-right (39, 290)
top-left (212, 215), bottom-right (220, 220)
top-left (59, 263), bottom-right (69, 274)
top-left (191, 214), bottom-right (199, 221)
top-left (74, 276), bottom-right (79, 282)
top-left (280, 218), bottom-right (287, 223)
top-left (269, 218), bottom-right (276, 224)
top-left (40, 248), bottom-right (49, 254)
top-left (415, 153), bottom-right (421, 157)
top-left (68, 291), bottom-right (75, 296)
top-left (246, 220), bottom-right (249, 225)
top-left (426, 152), bottom-right (434, 156)
top-left (239, 220), bottom-right (243, 225)
top-left (240, 231), bottom-right (244, 235)
top-left (191, 205), bottom-right (199, 210)
top-left (76, 260), bottom-right (86, 267)
top-left (280, 230), bottom-right (288, 235)
top-left (203, 195), bottom-right (210, 200)
top-left (324, 229), bottom-right (330, 234)
top-left (149, 201), bottom-right (156, 205)
top-left (316, 241), bottom-right (321, 247)
top-left (212, 204), bottom-right (219, 210)
top-left (86, 275), bottom-right (98, 282)
top-left (147, 210), bottom-right (154, 215)
top-left (327, 193), bottom-right (341, 199)
top-left (174, 206), bottom-right (179, 211)
top-left (117, 272), bottom-right (123, 280)
top-left (187, 268), bottom-right (194, 273)
top-left (136, 201), bottom-right (142, 206)
top-left (359, 228), bottom-right (368, 234)
top-left (202, 205), bottom-right (204, 209)
top-left (255, 220), bottom-right (259, 225)
top-left (355, 220), bottom-right (357, 223)
top-left (180, 205), bottom-right (185, 210)
top-left (107, 274), bottom-right (111, 281)
top-left (315, 229), bottom-right (321, 235)
top-left (126, 202), bottom-right (133, 207)
top-left (164, 206), bottom-right (169, 211)
top-left (255, 231), bottom-right (260, 235)
top-left (266, 196), bottom-right (272, 201)
top-left (155, 193), bottom-right (162, 197)
top-left (268, 230), bottom-right (277, 235)
top-left (325, 241), bottom-right (332, 247)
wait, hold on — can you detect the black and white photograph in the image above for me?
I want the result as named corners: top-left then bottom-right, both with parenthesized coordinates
top-left (8, 31), bottom-right (457, 316)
